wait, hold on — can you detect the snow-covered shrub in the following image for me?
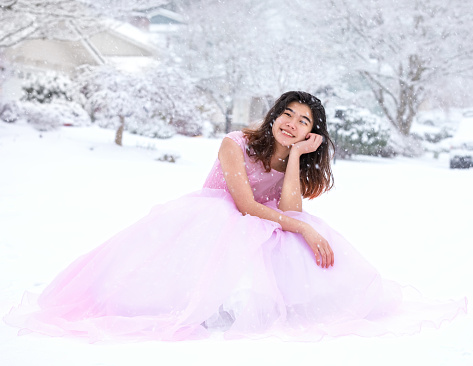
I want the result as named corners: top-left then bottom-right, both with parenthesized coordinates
top-left (22, 101), bottom-right (91, 131)
top-left (0, 99), bottom-right (21, 123)
top-left (410, 123), bottom-right (453, 144)
top-left (21, 71), bottom-right (76, 104)
top-left (328, 106), bottom-right (394, 158)
top-left (156, 153), bottom-right (180, 163)
top-left (410, 110), bottom-right (456, 145)
top-left (53, 101), bottom-right (91, 127)
top-left (409, 109), bottom-right (459, 156)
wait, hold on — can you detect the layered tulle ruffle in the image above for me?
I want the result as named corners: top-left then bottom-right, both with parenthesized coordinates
top-left (4, 189), bottom-right (467, 342)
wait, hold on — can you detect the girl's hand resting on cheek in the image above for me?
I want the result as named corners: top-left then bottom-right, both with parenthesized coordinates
top-left (301, 224), bottom-right (334, 268)
top-left (291, 133), bottom-right (323, 156)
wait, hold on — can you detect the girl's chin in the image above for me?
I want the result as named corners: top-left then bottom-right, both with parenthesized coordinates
top-left (276, 140), bottom-right (292, 148)
top-left (278, 136), bottom-right (300, 146)
top-left (273, 132), bottom-right (298, 147)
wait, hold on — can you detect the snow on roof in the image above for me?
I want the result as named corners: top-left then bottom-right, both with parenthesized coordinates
top-left (106, 56), bottom-right (158, 73)
top-left (101, 18), bottom-right (154, 49)
top-left (133, 8), bottom-right (185, 24)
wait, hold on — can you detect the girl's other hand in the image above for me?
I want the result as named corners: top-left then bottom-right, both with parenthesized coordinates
top-left (291, 133), bottom-right (323, 156)
top-left (301, 224), bottom-right (334, 268)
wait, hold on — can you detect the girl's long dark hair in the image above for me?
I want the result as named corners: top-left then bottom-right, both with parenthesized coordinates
top-left (243, 91), bottom-right (335, 199)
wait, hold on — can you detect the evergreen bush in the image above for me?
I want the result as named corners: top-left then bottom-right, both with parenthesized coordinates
top-left (21, 71), bottom-right (75, 104)
top-left (328, 106), bottom-right (394, 158)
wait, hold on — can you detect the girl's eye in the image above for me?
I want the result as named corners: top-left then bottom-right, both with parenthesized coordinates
top-left (284, 112), bottom-right (291, 117)
top-left (300, 120), bottom-right (307, 125)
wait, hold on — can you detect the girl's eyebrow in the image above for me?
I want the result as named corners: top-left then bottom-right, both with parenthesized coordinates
top-left (286, 107), bottom-right (312, 124)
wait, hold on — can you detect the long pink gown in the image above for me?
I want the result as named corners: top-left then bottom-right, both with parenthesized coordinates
top-left (4, 131), bottom-right (467, 342)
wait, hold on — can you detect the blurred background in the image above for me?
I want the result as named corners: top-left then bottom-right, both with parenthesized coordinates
top-left (1, 0), bottom-right (473, 163)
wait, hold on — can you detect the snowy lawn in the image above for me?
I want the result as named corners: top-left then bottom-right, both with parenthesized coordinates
top-left (0, 122), bottom-right (471, 366)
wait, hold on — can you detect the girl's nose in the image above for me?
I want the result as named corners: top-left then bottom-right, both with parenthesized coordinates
top-left (286, 120), bottom-right (296, 129)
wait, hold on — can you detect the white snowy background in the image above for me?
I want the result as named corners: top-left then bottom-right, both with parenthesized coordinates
top-left (1, 0), bottom-right (473, 364)
top-left (0, 121), bottom-right (471, 365)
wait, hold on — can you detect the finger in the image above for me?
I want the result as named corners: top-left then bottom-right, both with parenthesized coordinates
top-left (323, 243), bottom-right (333, 267)
top-left (324, 252), bottom-right (331, 268)
top-left (309, 134), bottom-right (320, 145)
top-left (324, 244), bottom-right (333, 267)
top-left (318, 245), bottom-right (327, 268)
top-left (315, 250), bottom-right (321, 266)
top-left (308, 136), bottom-right (320, 151)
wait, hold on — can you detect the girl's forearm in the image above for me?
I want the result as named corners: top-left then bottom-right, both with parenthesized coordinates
top-left (278, 150), bottom-right (303, 212)
top-left (237, 199), bottom-right (308, 235)
top-left (219, 137), bottom-right (305, 230)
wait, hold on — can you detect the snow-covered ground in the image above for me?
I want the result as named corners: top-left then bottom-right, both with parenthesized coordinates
top-left (0, 121), bottom-right (471, 366)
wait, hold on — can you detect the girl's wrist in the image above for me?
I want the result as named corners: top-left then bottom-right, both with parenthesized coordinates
top-left (299, 222), bottom-right (310, 236)
top-left (289, 147), bottom-right (302, 159)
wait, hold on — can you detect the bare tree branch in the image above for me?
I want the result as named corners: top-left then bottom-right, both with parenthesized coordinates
top-left (324, 0), bottom-right (473, 135)
top-left (0, 0), bottom-right (169, 49)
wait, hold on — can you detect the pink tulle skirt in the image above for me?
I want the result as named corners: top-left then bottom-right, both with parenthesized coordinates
top-left (4, 189), bottom-right (467, 342)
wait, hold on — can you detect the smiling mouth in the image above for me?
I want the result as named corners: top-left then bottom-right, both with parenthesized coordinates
top-left (281, 129), bottom-right (295, 137)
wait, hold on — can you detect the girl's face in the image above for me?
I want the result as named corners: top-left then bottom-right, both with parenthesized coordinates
top-left (272, 101), bottom-right (314, 148)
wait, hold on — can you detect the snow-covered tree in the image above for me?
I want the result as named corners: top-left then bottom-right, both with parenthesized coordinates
top-left (172, 0), bottom-right (264, 133)
top-left (77, 65), bottom-right (164, 145)
top-left (244, 0), bottom-right (338, 99)
top-left (323, 0), bottom-right (473, 136)
top-left (0, 0), bottom-right (168, 48)
top-left (75, 64), bottom-right (211, 145)
top-left (0, 0), bottom-right (102, 48)
top-left (0, 50), bottom-right (8, 93)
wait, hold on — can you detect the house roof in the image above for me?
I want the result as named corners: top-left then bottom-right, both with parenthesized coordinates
top-left (132, 8), bottom-right (184, 25)
top-left (101, 19), bottom-right (155, 50)
top-left (4, 19), bottom-right (157, 75)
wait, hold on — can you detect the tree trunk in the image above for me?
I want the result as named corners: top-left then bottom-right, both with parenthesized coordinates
top-left (361, 64), bottom-right (424, 137)
top-left (115, 115), bottom-right (125, 146)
